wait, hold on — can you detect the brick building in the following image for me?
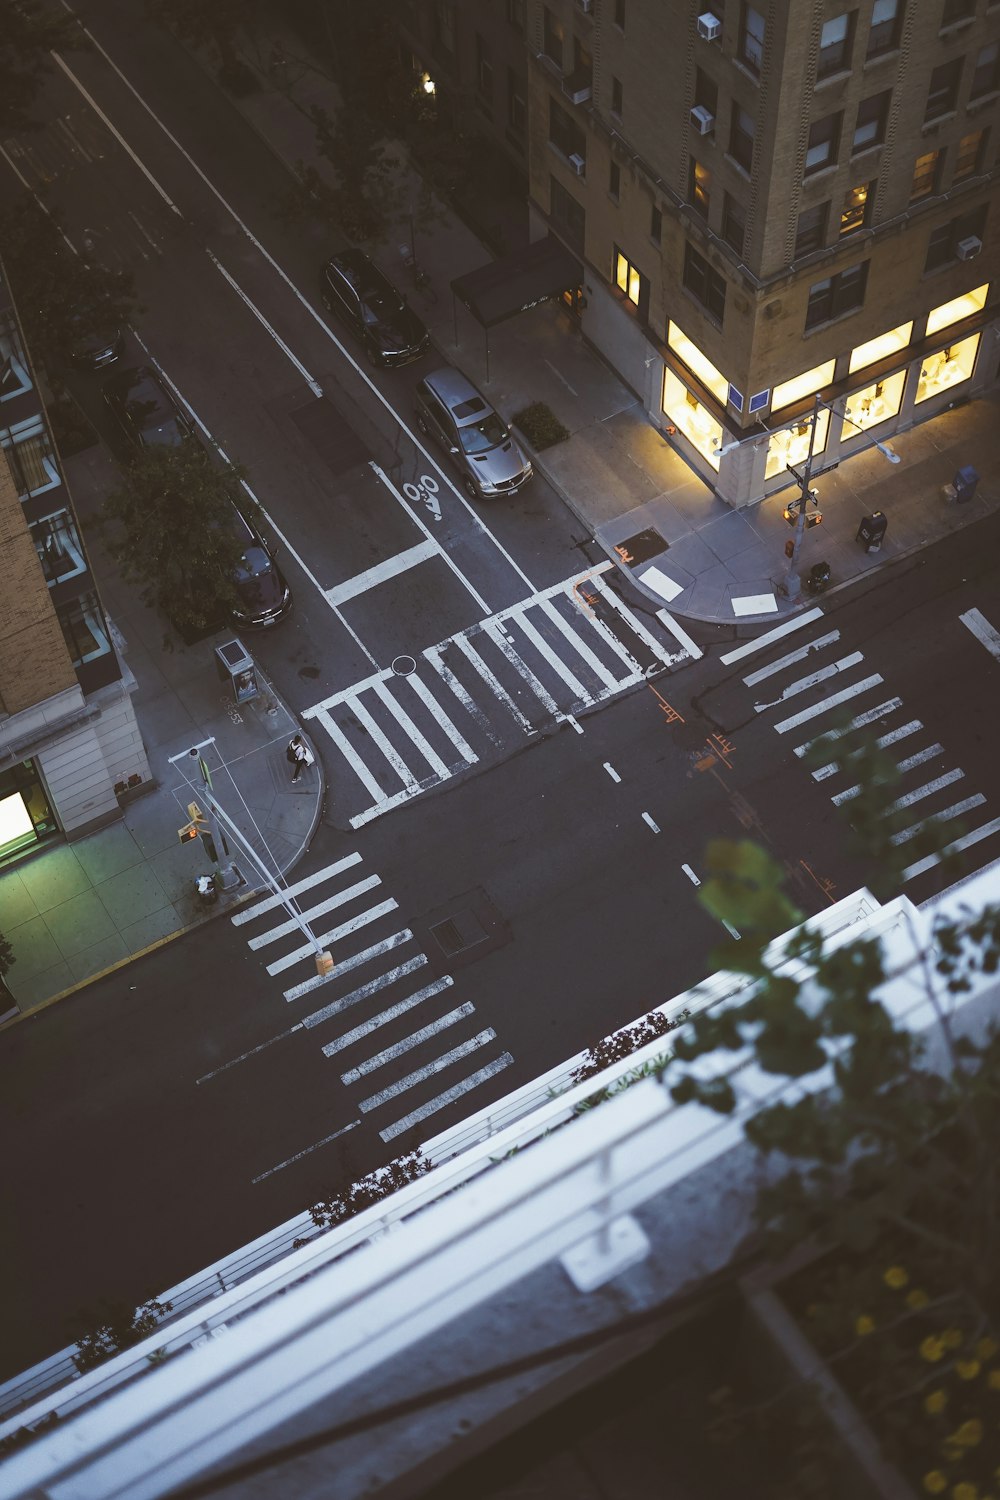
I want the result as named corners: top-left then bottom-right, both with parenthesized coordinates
top-left (0, 259), bottom-right (149, 864)
top-left (525, 0), bottom-right (999, 505)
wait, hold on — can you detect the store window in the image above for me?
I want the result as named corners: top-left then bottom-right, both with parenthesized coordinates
top-left (817, 13), bottom-right (853, 78)
top-left (910, 150), bottom-right (941, 202)
top-left (56, 591), bottom-right (112, 668)
top-left (805, 112), bottom-right (841, 175)
top-left (954, 129), bottom-right (986, 182)
top-left (765, 408), bottom-right (831, 480)
top-left (840, 181), bottom-right (874, 235)
top-left (667, 322), bottom-right (729, 403)
top-left (795, 200), bottom-right (830, 256)
top-left (614, 247), bottom-right (648, 318)
top-left (1, 415), bottom-right (61, 497)
top-left (849, 320), bottom-right (913, 373)
top-left (771, 359), bottom-right (836, 412)
top-left (662, 368), bottom-right (723, 471)
top-left (925, 283), bottom-right (988, 336)
top-left (683, 243), bottom-right (726, 324)
top-left (0, 761), bottom-right (58, 864)
top-left (31, 509), bottom-right (87, 585)
top-left (843, 371), bottom-right (906, 432)
top-left (915, 333), bottom-right (980, 403)
top-left (867, 0), bottom-right (901, 57)
top-left (1, 311), bottom-right (31, 402)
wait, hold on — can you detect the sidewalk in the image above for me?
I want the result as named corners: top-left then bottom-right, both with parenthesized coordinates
top-left (0, 444), bottom-right (324, 1023)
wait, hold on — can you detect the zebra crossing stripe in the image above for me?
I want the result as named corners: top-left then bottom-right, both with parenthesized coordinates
top-left (373, 678), bottom-right (451, 778)
top-left (301, 955), bottom-right (429, 1030)
top-left (887, 769), bottom-right (964, 813)
top-left (350, 694), bottom-right (420, 788)
top-left (283, 930), bottom-right (414, 1002)
top-left (248, 874), bottom-right (382, 950)
top-left (541, 597), bottom-right (627, 690)
top-left (773, 675), bottom-right (884, 733)
top-left (592, 574), bottom-right (679, 665)
top-left (793, 698), bottom-right (903, 757)
top-left (423, 644), bottom-right (502, 744)
top-left (231, 852), bottom-right (362, 925)
top-left (265, 898), bottom-right (398, 976)
top-left (720, 608), bottom-right (825, 665)
top-left (321, 976), bottom-right (455, 1057)
top-left (830, 744), bottom-right (943, 805)
top-left (379, 1054), bottom-right (514, 1142)
top-left (902, 817), bottom-right (1000, 882)
top-left (754, 652), bottom-right (864, 712)
top-left (339, 1004), bottom-right (475, 1083)
top-left (358, 1030), bottom-right (496, 1113)
top-left (452, 631), bottom-right (534, 732)
top-left (742, 630), bottom-right (841, 686)
top-left (509, 604), bottom-right (592, 702)
top-left (813, 719), bottom-right (923, 780)
top-left (483, 618), bottom-right (561, 716)
top-left (890, 794), bottom-right (987, 845)
top-left (959, 608), bottom-right (1000, 662)
top-left (314, 707), bottom-right (388, 803)
top-left (405, 671), bottom-right (478, 762)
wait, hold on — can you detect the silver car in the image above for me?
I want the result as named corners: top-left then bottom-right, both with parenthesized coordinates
top-left (414, 366), bottom-right (533, 499)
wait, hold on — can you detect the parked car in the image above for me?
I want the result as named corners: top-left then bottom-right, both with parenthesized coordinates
top-left (102, 365), bottom-right (195, 449)
top-left (320, 249), bottom-right (429, 368)
top-left (69, 318), bottom-right (124, 371)
top-left (414, 366), bottom-right (533, 499)
top-left (228, 503), bottom-right (293, 629)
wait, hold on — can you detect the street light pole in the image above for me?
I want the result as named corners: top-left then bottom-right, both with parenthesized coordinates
top-left (779, 394), bottom-right (822, 602)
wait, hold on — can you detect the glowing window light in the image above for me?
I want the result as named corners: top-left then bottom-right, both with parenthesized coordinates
top-left (667, 322), bottom-right (729, 403)
top-left (926, 283), bottom-right (988, 338)
top-left (771, 359), bottom-right (836, 412)
top-left (848, 321), bottom-right (913, 374)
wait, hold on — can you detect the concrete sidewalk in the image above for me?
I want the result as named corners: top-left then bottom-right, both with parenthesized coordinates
top-left (0, 444), bottom-right (324, 1023)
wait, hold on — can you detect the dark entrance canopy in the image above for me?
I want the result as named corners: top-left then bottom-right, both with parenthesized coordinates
top-left (450, 235), bottom-right (583, 328)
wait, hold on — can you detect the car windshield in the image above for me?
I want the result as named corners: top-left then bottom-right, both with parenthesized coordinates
top-left (361, 289), bottom-right (404, 325)
top-left (128, 383), bottom-right (173, 429)
top-left (233, 547), bottom-right (272, 582)
top-left (459, 413), bottom-right (508, 454)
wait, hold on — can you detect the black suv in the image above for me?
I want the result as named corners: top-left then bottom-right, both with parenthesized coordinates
top-left (228, 504), bottom-right (293, 629)
top-left (320, 249), bottom-right (429, 368)
top-left (102, 365), bottom-right (195, 449)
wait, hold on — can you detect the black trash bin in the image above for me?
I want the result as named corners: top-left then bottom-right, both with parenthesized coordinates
top-left (856, 511), bottom-right (888, 553)
top-left (954, 465), bottom-right (980, 504)
top-left (806, 562), bottom-right (831, 595)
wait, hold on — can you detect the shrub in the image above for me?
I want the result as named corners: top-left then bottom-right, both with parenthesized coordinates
top-left (512, 402), bottom-right (570, 451)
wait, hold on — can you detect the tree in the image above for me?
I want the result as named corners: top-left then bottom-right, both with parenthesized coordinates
top-left (0, 0), bottom-right (85, 133)
top-left (99, 446), bottom-right (253, 644)
top-left (145, 0), bottom-right (255, 89)
top-left (71, 1296), bottom-right (173, 1374)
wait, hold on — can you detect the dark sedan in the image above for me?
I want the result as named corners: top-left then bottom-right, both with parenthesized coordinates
top-left (102, 365), bottom-right (195, 449)
top-left (320, 249), bottom-right (429, 368)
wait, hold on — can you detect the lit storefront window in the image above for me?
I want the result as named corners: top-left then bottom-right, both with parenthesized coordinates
top-left (662, 367), bottom-right (722, 470)
top-left (666, 323), bottom-right (728, 403)
top-left (0, 761), bottom-right (57, 862)
top-left (849, 321), bottom-right (913, 374)
top-left (843, 371), bottom-right (905, 432)
top-left (915, 333), bottom-right (980, 404)
top-left (925, 283), bottom-right (988, 338)
top-left (765, 408), bottom-right (830, 480)
top-left (771, 360), bottom-right (836, 413)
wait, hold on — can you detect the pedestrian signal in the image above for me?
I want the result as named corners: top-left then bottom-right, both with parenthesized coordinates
top-left (806, 511), bottom-right (823, 528)
top-left (178, 821), bottom-right (199, 844)
top-left (783, 505), bottom-right (798, 526)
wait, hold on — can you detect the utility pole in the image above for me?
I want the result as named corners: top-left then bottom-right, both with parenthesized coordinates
top-left (779, 394), bottom-right (822, 603)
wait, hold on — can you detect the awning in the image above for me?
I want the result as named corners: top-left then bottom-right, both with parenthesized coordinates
top-left (450, 236), bottom-right (583, 329)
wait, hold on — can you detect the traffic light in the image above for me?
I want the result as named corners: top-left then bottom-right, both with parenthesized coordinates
top-left (178, 803), bottom-right (208, 845)
top-left (178, 821), bottom-right (199, 844)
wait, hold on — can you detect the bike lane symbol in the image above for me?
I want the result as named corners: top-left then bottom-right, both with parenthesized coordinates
top-left (402, 475), bottom-right (441, 520)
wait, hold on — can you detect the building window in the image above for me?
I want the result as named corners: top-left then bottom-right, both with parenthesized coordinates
top-left (689, 158), bottom-right (711, 218)
top-left (550, 176), bottom-right (585, 254)
top-left (911, 150), bottom-right (941, 201)
top-left (844, 371), bottom-right (906, 433)
top-left (31, 510), bottom-right (86, 586)
top-left (853, 91), bottom-right (890, 153)
top-left (543, 7), bottom-right (565, 70)
top-left (729, 106), bottom-right (755, 173)
top-left (817, 13), bottom-right (853, 78)
top-left (841, 181), bottom-right (874, 234)
top-left (667, 322), bottom-right (729, 403)
top-left (662, 368), bottom-right (724, 469)
top-left (614, 247), bottom-right (648, 318)
top-left (924, 205), bottom-right (988, 272)
top-left (506, 0), bottom-right (525, 30)
top-left (954, 129), bottom-right (987, 181)
top-left (722, 193), bottom-right (747, 255)
top-left (476, 34), bottom-right (493, 104)
top-left (695, 67), bottom-right (718, 116)
top-left (683, 243), bottom-right (727, 324)
top-left (765, 409), bottom-right (831, 479)
top-left (507, 68), bottom-right (526, 137)
top-left (739, 5), bottom-right (765, 74)
top-left (0, 311), bottom-right (31, 402)
top-left (650, 204), bottom-right (662, 243)
top-left (611, 75), bottom-right (623, 117)
top-left (549, 97), bottom-right (584, 164)
top-left (1, 415), bottom-right (60, 496)
top-left (432, 1), bottom-right (456, 57)
top-left (915, 333), bottom-right (980, 402)
top-left (849, 320), bottom-right (913, 373)
top-left (57, 591), bottom-right (111, 667)
top-left (795, 200), bottom-right (830, 256)
top-left (926, 282), bottom-right (988, 336)
top-left (614, 0), bottom-right (626, 30)
top-left (970, 43), bottom-right (1000, 99)
top-left (609, 161), bottom-right (621, 200)
top-left (940, 0), bottom-right (975, 25)
top-left (805, 261), bottom-right (869, 329)
top-left (867, 0), bottom-right (901, 57)
top-left (771, 360), bottom-right (836, 412)
top-left (925, 59), bottom-right (962, 121)
top-left (806, 112), bottom-right (841, 174)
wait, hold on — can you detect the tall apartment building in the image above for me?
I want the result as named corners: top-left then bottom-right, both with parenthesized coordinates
top-left (527, 0), bottom-right (999, 505)
top-left (0, 260), bottom-right (149, 865)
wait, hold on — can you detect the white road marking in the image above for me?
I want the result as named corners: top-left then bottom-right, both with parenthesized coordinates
top-left (742, 630), bottom-right (841, 685)
top-left (283, 931), bottom-right (414, 1002)
top-left (423, 645), bottom-right (501, 744)
top-left (369, 464), bottom-right (491, 612)
top-left (373, 679), bottom-right (450, 778)
top-left (887, 769), bottom-right (964, 813)
top-left (340, 1005), bottom-right (475, 1084)
top-left (247, 875), bottom-right (382, 950)
top-left (642, 812), bottom-right (661, 832)
top-left (358, 1031), bottom-right (496, 1113)
top-left (483, 618), bottom-right (561, 716)
top-left (754, 652), bottom-right (864, 711)
top-left (379, 1054), bottom-right (514, 1142)
top-left (509, 607), bottom-right (590, 702)
top-left (321, 977), bottom-right (455, 1057)
top-left (564, 714), bottom-right (584, 733)
top-left (960, 607), bottom-right (1000, 661)
top-left (313, 708), bottom-right (388, 804)
top-left (721, 920), bottom-right (741, 940)
top-left (232, 852), bottom-right (362, 925)
top-left (324, 539), bottom-right (441, 608)
top-left (402, 475), bottom-right (441, 520)
top-left (794, 698), bottom-right (904, 758)
top-left (251, 1120), bottom-right (359, 1185)
top-left (773, 674), bottom-right (884, 733)
top-left (830, 745), bottom-right (943, 805)
top-left (604, 762), bottom-right (622, 783)
top-left (656, 609), bottom-right (703, 660)
top-left (349, 695), bottom-right (421, 788)
top-left (719, 608), bottom-right (824, 665)
top-left (301, 956), bottom-right (429, 1029)
top-left (405, 672), bottom-right (477, 764)
top-left (681, 864), bottom-right (701, 885)
top-left (890, 794), bottom-right (987, 845)
top-left (902, 817), bottom-right (1000, 882)
top-left (593, 575), bottom-right (681, 665)
top-left (544, 599), bottom-right (621, 688)
top-left (206, 248), bottom-right (322, 397)
top-left (266, 899), bottom-right (398, 976)
top-left (196, 1024), bottom-right (303, 1083)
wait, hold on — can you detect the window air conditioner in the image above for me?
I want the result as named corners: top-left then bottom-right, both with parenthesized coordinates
top-left (957, 235), bottom-right (982, 260)
top-left (568, 152), bottom-right (586, 176)
top-left (690, 105), bottom-right (715, 135)
top-left (697, 12), bottom-right (721, 40)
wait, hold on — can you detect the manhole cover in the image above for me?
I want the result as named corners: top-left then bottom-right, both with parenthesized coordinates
top-left (392, 655), bottom-right (416, 676)
top-left (616, 528), bottom-right (669, 566)
top-left (430, 909), bottom-right (489, 957)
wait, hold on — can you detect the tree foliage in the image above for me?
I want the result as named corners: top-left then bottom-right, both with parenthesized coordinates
top-left (0, 0), bottom-right (85, 133)
top-left (99, 446), bottom-right (253, 644)
top-left (145, 0), bottom-right (252, 82)
top-left (71, 1296), bottom-right (173, 1373)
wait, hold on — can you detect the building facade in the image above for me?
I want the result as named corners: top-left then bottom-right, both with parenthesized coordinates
top-left (527, 0), bottom-right (1000, 506)
top-left (0, 260), bottom-right (149, 864)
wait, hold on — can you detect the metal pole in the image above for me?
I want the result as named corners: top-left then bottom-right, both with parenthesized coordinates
top-left (187, 748), bottom-right (242, 891)
top-left (780, 394), bottom-right (821, 601)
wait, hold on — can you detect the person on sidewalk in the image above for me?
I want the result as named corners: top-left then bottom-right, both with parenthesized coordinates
top-left (287, 734), bottom-right (313, 783)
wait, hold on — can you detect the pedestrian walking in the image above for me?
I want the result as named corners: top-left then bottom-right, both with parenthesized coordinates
top-left (287, 734), bottom-right (313, 783)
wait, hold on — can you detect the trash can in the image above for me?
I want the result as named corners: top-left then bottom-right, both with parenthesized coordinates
top-left (215, 639), bottom-right (259, 703)
top-left (856, 511), bottom-right (888, 553)
top-left (953, 465), bottom-right (979, 505)
top-left (806, 562), bottom-right (831, 595)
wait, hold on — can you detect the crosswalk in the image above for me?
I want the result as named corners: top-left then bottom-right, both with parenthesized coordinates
top-left (303, 565), bottom-right (687, 828)
top-left (232, 856), bottom-right (513, 1149)
top-left (733, 611), bottom-right (1000, 885)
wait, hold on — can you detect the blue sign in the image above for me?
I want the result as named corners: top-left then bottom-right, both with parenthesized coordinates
top-left (748, 388), bottom-right (770, 414)
top-left (728, 383), bottom-right (744, 412)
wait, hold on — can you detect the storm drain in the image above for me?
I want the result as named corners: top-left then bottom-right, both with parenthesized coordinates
top-left (430, 909), bottom-right (489, 958)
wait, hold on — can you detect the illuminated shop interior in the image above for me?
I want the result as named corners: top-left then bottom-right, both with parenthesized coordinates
top-left (0, 763), bottom-right (57, 862)
top-left (843, 370), bottom-right (906, 432)
top-left (666, 323), bottom-right (729, 403)
top-left (662, 367), bottom-right (722, 469)
top-left (926, 283), bottom-right (988, 338)
top-left (849, 321), bottom-right (913, 374)
top-left (771, 359), bottom-right (836, 413)
top-left (915, 332), bottom-right (981, 404)
top-left (765, 406), bottom-right (831, 479)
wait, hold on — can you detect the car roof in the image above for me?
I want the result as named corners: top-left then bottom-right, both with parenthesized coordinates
top-left (421, 366), bottom-right (492, 424)
top-left (328, 249), bottom-right (389, 298)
